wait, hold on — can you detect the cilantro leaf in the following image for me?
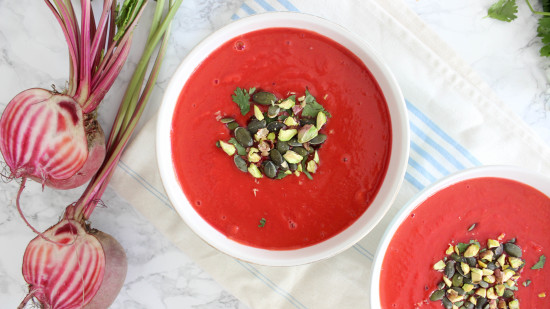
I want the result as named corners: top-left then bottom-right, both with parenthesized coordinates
top-left (258, 218), bottom-right (266, 228)
top-left (487, 0), bottom-right (518, 22)
top-left (302, 89), bottom-right (331, 118)
top-left (232, 87), bottom-right (251, 115)
top-left (531, 254), bottom-right (546, 270)
top-left (538, 16), bottom-right (550, 57)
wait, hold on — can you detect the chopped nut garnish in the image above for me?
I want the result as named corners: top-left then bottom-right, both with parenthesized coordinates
top-left (429, 235), bottom-right (530, 309)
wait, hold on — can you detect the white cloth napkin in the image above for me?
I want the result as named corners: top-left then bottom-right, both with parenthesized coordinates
top-left (110, 0), bottom-right (550, 308)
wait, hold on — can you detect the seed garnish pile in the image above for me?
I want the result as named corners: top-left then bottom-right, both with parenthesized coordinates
top-left (217, 87), bottom-right (331, 180)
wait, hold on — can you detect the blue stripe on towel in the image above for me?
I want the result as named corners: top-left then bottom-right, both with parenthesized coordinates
top-left (255, 0), bottom-right (277, 11)
top-left (353, 244), bottom-right (374, 260)
top-left (407, 154), bottom-right (439, 183)
top-left (276, 0), bottom-right (299, 11)
top-left (405, 171), bottom-right (426, 191)
top-left (406, 100), bottom-right (481, 167)
top-left (410, 122), bottom-right (466, 171)
top-left (241, 3), bottom-right (257, 15)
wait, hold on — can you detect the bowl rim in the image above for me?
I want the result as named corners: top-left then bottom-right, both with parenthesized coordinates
top-left (156, 11), bottom-right (410, 266)
top-left (369, 165), bottom-right (550, 307)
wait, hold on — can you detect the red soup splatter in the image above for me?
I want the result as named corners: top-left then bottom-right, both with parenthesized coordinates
top-left (171, 27), bottom-right (392, 250)
top-left (380, 177), bottom-right (550, 308)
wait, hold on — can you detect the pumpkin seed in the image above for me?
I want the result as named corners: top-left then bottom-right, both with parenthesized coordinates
top-left (270, 149), bottom-right (285, 166)
top-left (233, 155), bottom-right (248, 172)
top-left (478, 280), bottom-right (489, 288)
top-left (463, 301), bottom-right (474, 309)
top-left (267, 121), bottom-right (285, 132)
top-left (235, 127), bottom-right (253, 147)
top-left (288, 137), bottom-right (302, 147)
top-left (288, 163), bottom-right (298, 171)
top-left (247, 118), bottom-right (266, 134)
top-left (465, 257), bottom-right (477, 267)
top-left (293, 147), bottom-right (309, 157)
top-left (502, 289), bottom-right (515, 299)
top-left (475, 298), bottom-right (487, 309)
top-left (227, 121), bottom-right (239, 131)
top-left (228, 138), bottom-right (246, 156)
top-left (268, 105), bottom-right (280, 118)
top-left (252, 91), bottom-right (277, 105)
top-left (263, 161), bottom-right (277, 179)
top-left (220, 117), bottom-right (235, 123)
top-left (441, 297), bottom-right (453, 309)
top-left (277, 141), bottom-right (290, 153)
top-left (445, 260), bottom-right (456, 278)
top-left (450, 253), bottom-right (462, 262)
top-left (452, 286), bottom-right (465, 296)
top-left (299, 118), bottom-right (315, 126)
top-left (429, 289), bottom-right (445, 301)
top-left (504, 243), bottom-right (522, 258)
top-left (309, 134), bottom-right (327, 145)
top-left (452, 273), bottom-right (463, 287)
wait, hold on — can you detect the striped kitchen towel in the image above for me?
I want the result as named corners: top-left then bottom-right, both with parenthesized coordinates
top-left (111, 0), bottom-right (550, 308)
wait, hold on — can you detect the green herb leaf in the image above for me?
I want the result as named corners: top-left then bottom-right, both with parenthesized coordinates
top-left (538, 16), bottom-right (550, 57)
top-left (531, 254), bottom-right (546, 270)
top-left (114, 0), bottom-right (147, 41)
top-left (302, 89), bottom-right (331, 118)
top-left (487, 0), bottom-right (518, 22)
top-left (456, 243), bottom-right (469, 253)
top-left (232, 87), bottom-right (251, 115)
top-left (523, 279), bottom-right (532, 287)
top-left (468, 223), bottom-right (477, 231)
top-left (276, 171), bottom-right (290, 179)
top-left (258, 218), bottom-right (266, 228)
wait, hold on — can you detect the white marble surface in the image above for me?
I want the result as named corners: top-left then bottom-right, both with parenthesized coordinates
top-left (1, 0), bottom-right (549, 308)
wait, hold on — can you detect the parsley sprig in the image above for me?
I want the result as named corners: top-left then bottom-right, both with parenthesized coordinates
top-left (487, 0), bottom-right (550, 57)
top-left (232, 87), bottom-right (256, 115)
top-left (302, 89), bottom-right (332, 118)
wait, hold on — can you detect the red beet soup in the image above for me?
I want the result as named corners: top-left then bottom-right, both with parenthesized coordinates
top-left (380, 177), bottom-right (550, 308)
top-left (171, 27), bottom-right (392, 250)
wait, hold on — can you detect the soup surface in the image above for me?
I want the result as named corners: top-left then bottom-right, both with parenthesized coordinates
top-left (171, 27), bottom-right (391, 249)
top-left (380, 177), bottom-right (550, 308)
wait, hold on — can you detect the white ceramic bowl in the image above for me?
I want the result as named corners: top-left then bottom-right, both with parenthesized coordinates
top-left (370, 165), bottom-right (550, 307)
top-left (157, 12), bottom-right (409, 266)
